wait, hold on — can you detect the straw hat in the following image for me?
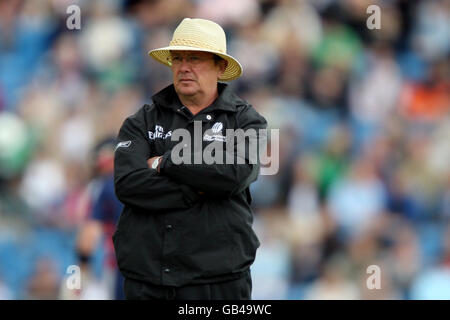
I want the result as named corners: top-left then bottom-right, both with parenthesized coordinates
top-left (148, 18), bottom-right (243, 81)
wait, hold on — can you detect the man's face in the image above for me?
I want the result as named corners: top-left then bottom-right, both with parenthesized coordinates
top-left (170, 50), bottom-right (226, 99)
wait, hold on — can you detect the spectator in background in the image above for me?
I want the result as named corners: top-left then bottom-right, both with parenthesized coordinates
top-left (71, 138), bottom-right (124, 300)
top-left (327, 155), bottom-right (386, 242)
top-left (349, 41), bottom-right (403, 150)
top-left (24, 257), bottom-right (60, 300)
top-left (250, 209), bottom-right (292, 300)
top-left (287, 155), bottom-right (321, 221)
top-left (0, 0), bottom-right (56, 111)
top-left (0, 276), bottom-right (13, 300)
top-left (304, 253), bottom-right (360, 300)
top-left (399, 58), bottom-right (449, 122)
top-left (410, 224), bottom-right (450, 299)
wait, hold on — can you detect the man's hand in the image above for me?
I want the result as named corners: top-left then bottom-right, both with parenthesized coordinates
top-left (148, 156), bottom-right (162, 173)
top-left (149, 156), bottom-right (204, 194)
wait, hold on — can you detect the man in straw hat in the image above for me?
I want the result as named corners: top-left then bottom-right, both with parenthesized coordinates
top-left (113, 18), bottom-right (267, 300)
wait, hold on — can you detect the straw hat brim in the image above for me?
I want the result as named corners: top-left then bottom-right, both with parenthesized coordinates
top-left (148, 45), bottom-right (243, 81)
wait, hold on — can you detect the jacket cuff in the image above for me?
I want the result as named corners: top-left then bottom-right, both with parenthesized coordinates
top-left (159, 150), bottom-right (172, 174)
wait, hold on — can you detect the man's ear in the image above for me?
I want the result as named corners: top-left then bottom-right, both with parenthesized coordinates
top-left (218, 59), bottom-right (228, 78)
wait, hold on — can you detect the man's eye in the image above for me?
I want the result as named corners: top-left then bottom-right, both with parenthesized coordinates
top-left (172, 57), bottom-right (182, 63)
top-left (189, 56), bottom-right (200, 62)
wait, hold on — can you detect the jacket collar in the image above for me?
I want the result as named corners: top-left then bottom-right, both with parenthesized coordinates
top-left (152, 83), bottom-right (243, 113)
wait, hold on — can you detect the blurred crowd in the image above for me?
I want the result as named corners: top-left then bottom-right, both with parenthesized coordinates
top-left (0, 0), bottom-right (449, 299)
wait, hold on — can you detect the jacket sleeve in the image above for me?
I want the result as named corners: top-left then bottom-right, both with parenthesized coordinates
top-left (160, 105), bottom-right (267, 197)
top-left (114, 107), bottom-right (199, 210)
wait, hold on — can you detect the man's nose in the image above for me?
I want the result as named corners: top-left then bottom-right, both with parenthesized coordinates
top-left (178, 58), bottom-right (191, 71)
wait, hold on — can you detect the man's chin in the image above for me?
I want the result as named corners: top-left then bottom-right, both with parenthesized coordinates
top-left (175, 86), bottom-right (197, 97)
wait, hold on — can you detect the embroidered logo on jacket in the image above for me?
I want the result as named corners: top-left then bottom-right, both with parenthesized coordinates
top-left (204, 122), bottom-right (226, 142)
top-left (149, 125), bottom-right (172, 140)
top-left (211, 122), bottom-right (223, 133)
top-left (115, 140), bottom-right (131, 151)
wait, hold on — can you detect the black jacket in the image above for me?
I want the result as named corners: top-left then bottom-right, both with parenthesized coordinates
top-left (113, 83), bottom-right (267, 286)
